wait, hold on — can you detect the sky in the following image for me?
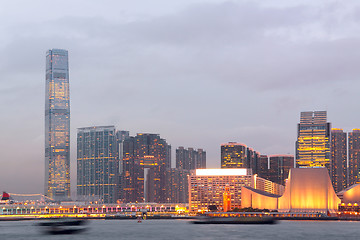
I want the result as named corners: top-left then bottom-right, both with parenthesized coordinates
top-left (1, 0), bottom-right (360, 195)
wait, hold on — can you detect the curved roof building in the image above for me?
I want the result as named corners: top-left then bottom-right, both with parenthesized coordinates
top-left (242, 168), bottom-right (341, 213)
top-left (338, 184), bottom-right (360, 204)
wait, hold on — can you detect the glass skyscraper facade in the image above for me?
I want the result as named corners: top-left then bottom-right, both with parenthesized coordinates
top-left (45, 49), bottom-right (70, 201)
top-left (296, 111), bottom-right (331, 170)
top-left (77, 126), bottom-right (118, 203)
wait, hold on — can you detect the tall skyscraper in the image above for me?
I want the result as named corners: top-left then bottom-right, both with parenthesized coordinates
top-left (330, 129), bottom-right (347, 192)
top-left (349, 129), bottom-right (360, 186)
top-left (45, 49), bottom-right (70, 201)
top-left (268, 155), bottom-right (294, 185)
top-left (77, 126), bottom-right (118, 203)
top-left (221, 142), bottom-right (247, 168)
top-left (296, 111), bottom-right (331, 171)
top-left (257, 155), bottom-right (269, 180)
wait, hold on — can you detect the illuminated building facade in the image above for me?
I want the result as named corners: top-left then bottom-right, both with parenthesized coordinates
top-left (176, 147), bottom-right (206, 170)
top-left (121, 134), bottom-right (170, 203)
top-left (241, 168), bottom-right (341, 213)
top-left (269, 155), bottom-right (294, 185)
top-left (296, 111), bottom-right (331, 170)
top-left (349, 129), bottom-right (360, 186)
top-left (188, 169), bottom-right (284, 212)
top-left (331, 129), bottom-right (347, 192)
top-left (221, 143), bottom-right (247, 168)
top-left (337, 184), bottom-right (360, 204)
top-left (45, 49), bottom-right (70, 201)
top-left (77, 126), bottom-right (118, 203)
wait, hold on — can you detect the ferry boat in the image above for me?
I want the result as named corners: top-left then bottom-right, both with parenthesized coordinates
top-left (0, 192), bottom-right (14, 204)
top-left (38, 219), bottom-right (88, 235)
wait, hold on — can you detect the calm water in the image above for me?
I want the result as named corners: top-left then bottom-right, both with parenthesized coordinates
top-left (1, 219), bottom-right (360, 240)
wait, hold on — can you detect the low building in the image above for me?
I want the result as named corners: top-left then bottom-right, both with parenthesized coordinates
top-left (241, 168), bottom-right (341, 214)
top-left (337, 184), bottom-right (360, 204)
top-left (188, 169), bottom-right (284, 212)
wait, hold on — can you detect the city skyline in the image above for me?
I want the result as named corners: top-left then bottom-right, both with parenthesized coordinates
top-left (2, 0), bottom-right (360, 194)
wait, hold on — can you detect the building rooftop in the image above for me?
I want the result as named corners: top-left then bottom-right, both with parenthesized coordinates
top-left (195, 168), bottom-right (250, 176)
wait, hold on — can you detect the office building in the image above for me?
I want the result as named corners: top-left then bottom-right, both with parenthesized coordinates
top-left (77, 126), bottom-right (118, 203)
top-left (221, 143), bottom-right (247, 168)
top-left (349, 129), bottom-right (360, 186)
top-left (268, 155), bottom-right (294, 185)
top-left (296, 111), bottom-right (331, 171)
top-left (45, 49), bottom-right (71, 201)
top-left (330, 129), bottom-right (347, 192)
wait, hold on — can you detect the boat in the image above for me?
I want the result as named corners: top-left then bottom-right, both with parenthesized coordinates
top-left (43, 226), bottom-right (87, 235)
top-left (191, 216), bottom-right (277, 224)
top-left (0, 192), bottom-right (14, 204)
top-left (38, 219), bottom-right (88, 227)
top-left (38, 219), bottom-right (88, 235)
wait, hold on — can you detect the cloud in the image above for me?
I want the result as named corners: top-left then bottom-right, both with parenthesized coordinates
top-left (1, 0), bottom-right (360, 193)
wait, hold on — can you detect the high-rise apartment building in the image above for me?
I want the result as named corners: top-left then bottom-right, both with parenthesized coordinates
top-left (268, 155), bottom-right (294, 185)
top-left (330, 129), bottom-right (347, 192)
top-left (77, 126), bottom-right (118, 203)
top-left (196, 149), bottom-right (206, 169)
top-left (45, 49), bottom-right (70, 201)
top-left (349, 129), bottom-right (360, 186)
top-left (176, 147), bottom-right (206, 170)
top-left (165, 168), bottom-right (190, 203)
top-left (296, 111), bottom-right (331, 171)
top-left (247, 148), bottom-right (260, 174)
top-left (257, 155), bottom-right (269, 179)
top-left (221, 143), bottom-right (247, 168)
top-left (121, 134), bottom-right (170, 203)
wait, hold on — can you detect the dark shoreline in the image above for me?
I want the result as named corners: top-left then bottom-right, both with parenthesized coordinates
top-left (1, 216), bottom-right (360, 222)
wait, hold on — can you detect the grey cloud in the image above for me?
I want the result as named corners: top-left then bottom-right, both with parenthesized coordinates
top-left (1, 0), bottom-right (360, 193)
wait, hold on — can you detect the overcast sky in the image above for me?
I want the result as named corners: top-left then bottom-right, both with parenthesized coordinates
top-left (1, 0), bottom-right (360, 195)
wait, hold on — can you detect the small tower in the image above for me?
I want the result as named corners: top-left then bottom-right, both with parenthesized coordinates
top-left (223, 184), bottom-right (231, 212)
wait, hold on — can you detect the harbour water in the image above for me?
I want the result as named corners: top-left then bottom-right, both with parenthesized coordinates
top-left (1, 219), bottom-right (360, 240)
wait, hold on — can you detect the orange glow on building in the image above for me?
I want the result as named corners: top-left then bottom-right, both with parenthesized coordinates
top-left (189, 169), bottom-right (284, 212)
top-left (223, 185), bottom-right (231, 212)
top-left (241, 168), bottom-right (341, 213)
top-left (296, 111), bottom-right (331, 170)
